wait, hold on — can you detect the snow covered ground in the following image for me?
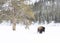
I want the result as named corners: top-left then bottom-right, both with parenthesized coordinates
top-left (0, 21), bottom-right (60, 43)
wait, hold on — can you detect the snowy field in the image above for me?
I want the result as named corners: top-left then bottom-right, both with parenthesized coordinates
top-left (0, 21), bottom-right (60, 43)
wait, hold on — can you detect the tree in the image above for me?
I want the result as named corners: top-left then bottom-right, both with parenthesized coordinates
top-left (0, 0), bottom-right (35, 30)
top-left (32, 0), bottom-right (60, 24)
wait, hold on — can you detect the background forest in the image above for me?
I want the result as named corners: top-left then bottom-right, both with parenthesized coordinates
top-left (0, 0), bottom-right (60, 30)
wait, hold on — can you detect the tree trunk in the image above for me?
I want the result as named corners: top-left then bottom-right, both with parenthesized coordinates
top-left (12, 18), bottom-right (16, 31)
top-left (12, 7), bottom-right (17, 31)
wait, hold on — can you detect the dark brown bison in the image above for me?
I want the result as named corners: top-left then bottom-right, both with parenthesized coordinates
top-left (37, 26), bottom-right (45, 34)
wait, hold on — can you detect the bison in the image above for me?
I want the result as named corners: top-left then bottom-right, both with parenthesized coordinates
top-left (37, 26), bottom-right (45, 34)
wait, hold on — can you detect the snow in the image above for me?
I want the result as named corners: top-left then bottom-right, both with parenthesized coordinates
top-left (0, 21), bottom-right (60, 43)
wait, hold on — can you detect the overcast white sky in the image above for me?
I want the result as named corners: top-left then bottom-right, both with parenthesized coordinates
top-left (24, 0), bottom-right (39, 5)
top-left (30, 0), bottom-right (39, 2)
top-left (30, 0), bottom-right (39, 3)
